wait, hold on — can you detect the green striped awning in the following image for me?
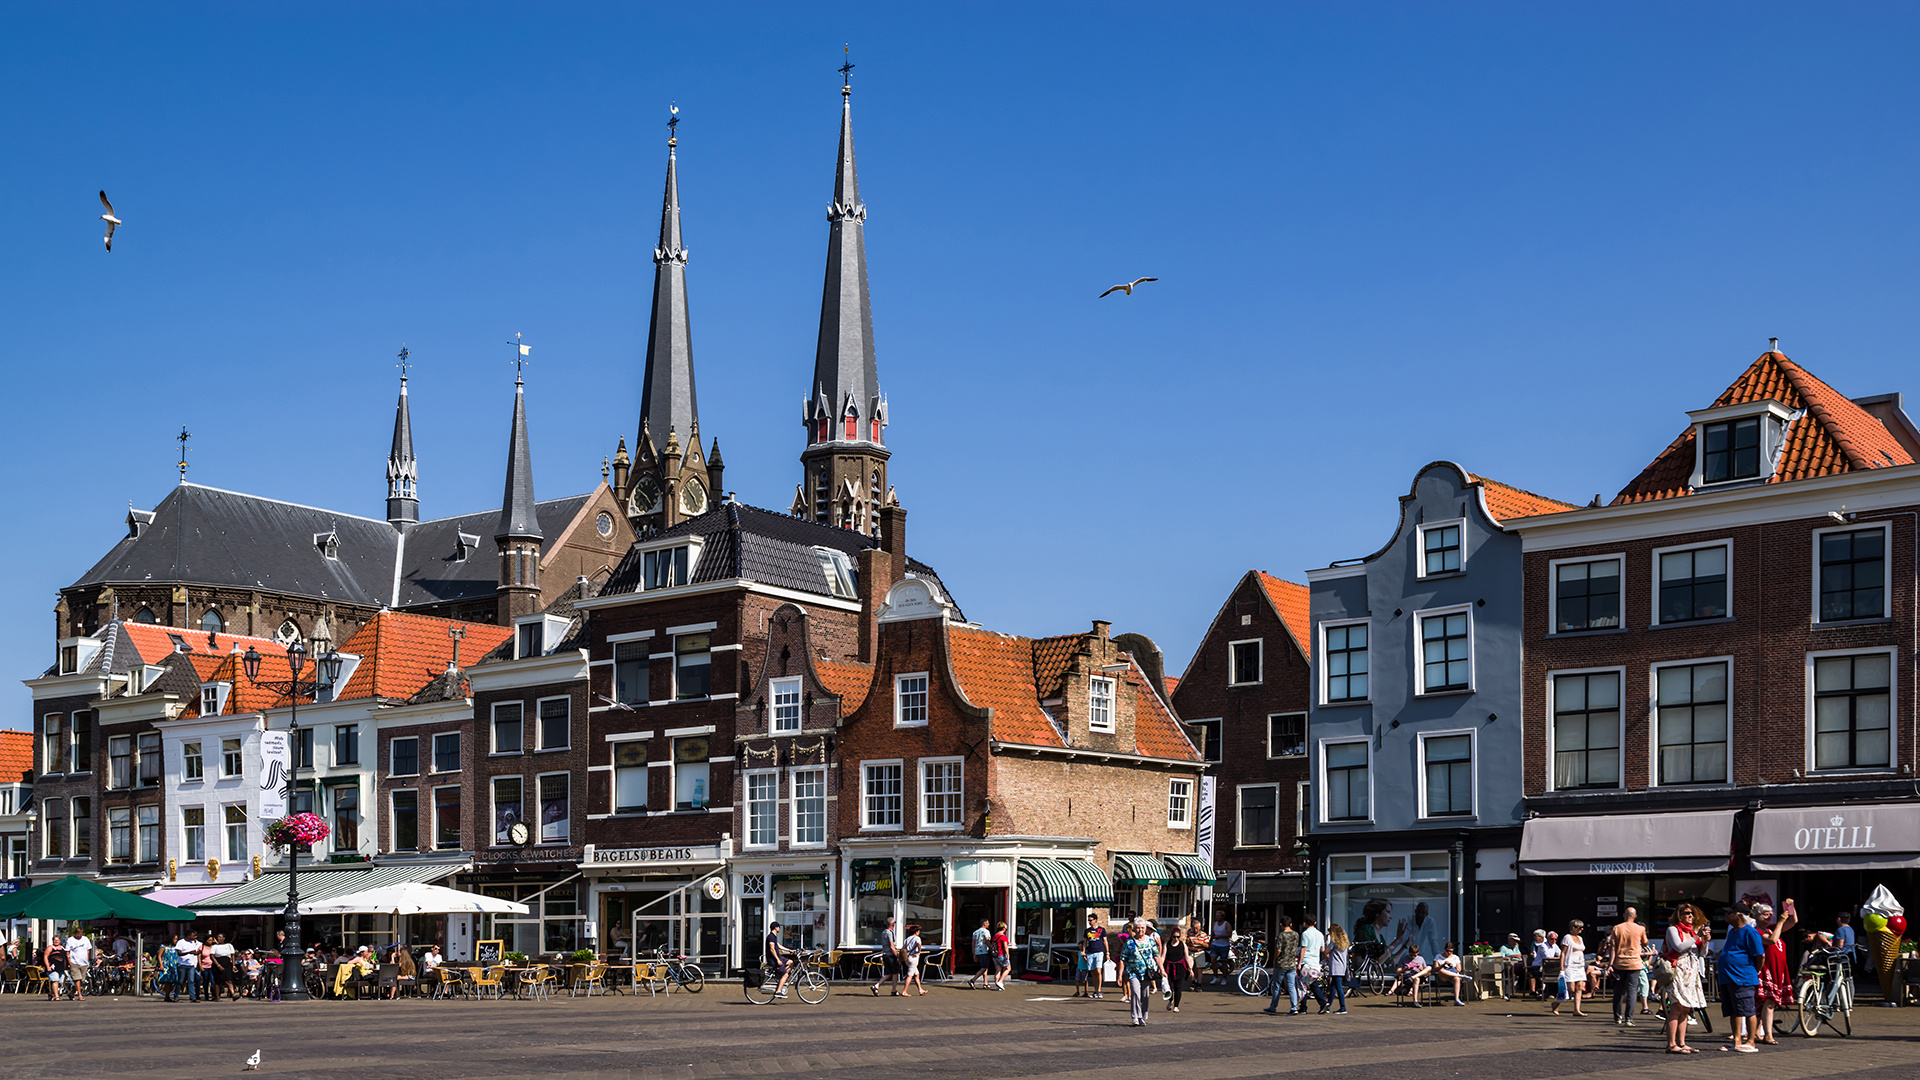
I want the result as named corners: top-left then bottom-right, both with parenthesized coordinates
top-left (1016, 859), bottom-right (1079, 909)
top-left (188, 861), bottom-right (465, 914)
top-left (1159, 853), bottom-right (1221, 884)
top-left (1060, 859), bottom-right (1115, 907)
top-left (1111, 852), bottom-right (1174, 885)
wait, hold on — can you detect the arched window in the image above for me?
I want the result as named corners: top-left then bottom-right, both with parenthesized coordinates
top-left (275, 619), bottom-right (303, 646)
top-left (132, 607), bottom-right (158, 624)
top-left (200, 610), bottom-right (224, 634)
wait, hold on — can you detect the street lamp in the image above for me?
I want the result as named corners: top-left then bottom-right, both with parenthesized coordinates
top-left (242, 639), bottom-right (343, 1002)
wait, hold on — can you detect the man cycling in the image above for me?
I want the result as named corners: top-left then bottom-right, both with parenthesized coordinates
top-left (765, 922), bottom-right (792, 1000)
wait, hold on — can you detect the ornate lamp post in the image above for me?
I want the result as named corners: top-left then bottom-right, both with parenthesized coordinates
top-left (242, 640), bottom-right (342, 1001)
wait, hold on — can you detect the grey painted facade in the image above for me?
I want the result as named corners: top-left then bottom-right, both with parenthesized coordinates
top-left (1306, 461), bottom-right (1528, 959)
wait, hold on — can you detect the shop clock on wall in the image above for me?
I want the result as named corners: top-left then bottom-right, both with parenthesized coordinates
top-left (508, 822), bottom-right (530, 846)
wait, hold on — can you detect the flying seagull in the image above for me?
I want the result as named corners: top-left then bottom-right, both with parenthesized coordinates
top-left (99, 191), bottom-right (121, 252)
top-left (243, 1050), bottom-right (261, 1071)
top-left (1098, 277), bottom-right (1157, 298)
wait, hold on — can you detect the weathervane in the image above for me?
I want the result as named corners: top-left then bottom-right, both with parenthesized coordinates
top-left (508, 332), bottom-right (530, 379)
top-left (176, 426), bottom-right (191, 481)
top-left (668, 102), bottom-right (679, 147)
top-left (840, 44), bottom-right (854, 95)
top-left (396, 344), bottom-right (410, 380)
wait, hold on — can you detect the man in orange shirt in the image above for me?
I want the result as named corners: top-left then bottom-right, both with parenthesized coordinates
top-left (1608, 907), bottom-right (1649, 1025)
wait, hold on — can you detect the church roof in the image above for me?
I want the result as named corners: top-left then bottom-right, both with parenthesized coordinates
top-left (807, 83), bottom-right (884, 435)
top-left (497, 377), bottom-right (541, 541)
top-left (639, 139), bottom-right (700, 461)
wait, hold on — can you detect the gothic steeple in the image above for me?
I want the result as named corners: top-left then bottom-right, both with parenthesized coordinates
top-left (628, 105), bottom-right (715, 535)
top-left (496, 356), bottom-right (543, 623)
top-left (797, 63), bottom-right (890, 535)
top-left (386, 347), bottom-right (419, 528)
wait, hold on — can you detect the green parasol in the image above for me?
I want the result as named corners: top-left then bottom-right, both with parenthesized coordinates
top-left (0, 875), bottom-right (198, 921)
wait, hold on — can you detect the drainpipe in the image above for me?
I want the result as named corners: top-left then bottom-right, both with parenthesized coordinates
top-left (1449, 839), bottom-right (1465, 956)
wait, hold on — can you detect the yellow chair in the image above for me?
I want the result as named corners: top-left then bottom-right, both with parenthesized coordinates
top-left (571, 962), bottom-right (607, 997)
top-left (470, 966), bottom-right (505, 1000)
top-left (21, 966), bottom-right (48, 997)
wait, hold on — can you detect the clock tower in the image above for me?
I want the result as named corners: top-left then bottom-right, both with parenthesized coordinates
top-left (792, 71), bottom-right (890, 535)
top-left (619, 109), bottom-right (721, 536)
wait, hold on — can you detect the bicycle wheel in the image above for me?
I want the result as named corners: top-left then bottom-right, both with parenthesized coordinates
top-left (1828, 980), bottom-right (1850, 1037)
top-left (1363, 963), bottom-right (1393, 997)
top-left (1798, 977), bottom-right (1823, 1037)
top-left (797, 969), bottom-right (830, 1004)
top-left (1236, 965), bottom-right (1271, 997)
top-left (743, 965), bottom-right (779, 1005)
top-left (679, 964), bottom-right (704, 993)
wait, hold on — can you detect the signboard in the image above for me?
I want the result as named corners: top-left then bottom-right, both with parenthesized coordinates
top-left (0, 881), bottom-right (20, 895)
top-left (258, 731), bottom-right (290, 819)
top-left (1750, 804), bottom-right (1920, 870)
top-left (582, 844), bottom-right (725, 868)
top-left (475, 939), bottom-right (504, 966)
top-left (1025, 934), bottom-right (1052, 975)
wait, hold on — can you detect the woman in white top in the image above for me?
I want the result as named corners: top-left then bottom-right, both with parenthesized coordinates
top-left (1663, 903), bottom-right (1708, 1053)
top-left (1553, 920), bottom-right (1588, 1016)
top-left (901, 924), bottom-right (926, 997)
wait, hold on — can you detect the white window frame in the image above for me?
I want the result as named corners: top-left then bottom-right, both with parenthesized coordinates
top-left (1811, 521), bottom-right (1893, 625)
top-left (1544, 666), bottom-right (1628, 793)
top-left (1167, 776), bottom-right (1194, 829)
top-left (1319, 736), bottom-right (1373, 825)
top-left (770, 676), bottom-right (803, 734)
top-left (1296, 780), bottom-right (1311, 843)
top-left (431, 731), bottom-right (460, 773)
top-left (813, 546), bottom-right (858, 599)
top-left (220, 738), bottom-right (245, 778)
top-left (1227, 638), bottom-right (1263, 686)
top-left (918, 756), bottom-right (964, 831)
top-left (633, 536), bottom-right (705, 592)
top-left (491, 701), bottom-right (525, 755)
top-left (1804, 646), bottom-right (1899, 775)
top-left (893, 673), bottom-right (929, 728)
top-left (1650, 539), bottom-right (1735, 628)
top-left (431, 785), bottom-right (462, 851)
top-left (182, 740), bottom-right (203, 782)
top-left (1417, 518), bottom-right (1466, 578)
top-left (860, 759), bottom-right (904, 832)
top-left (673, 632), bottom-right (713, 701)
top-left (1414, 728), bottom-right (1478, 820)
top-left (611, 740), bottom-right (649, 814)
top-left (181, 805), bottom-right (204, 863)
top-left (535, 694), bottom-right (571, 752)
top-left (1687, 400), bottom-right (1794, 489)
top-left (744, 769), bottom-right (781, 850)
top-left (1412, 603), bottom-right (1475, 695)
top-left (137, 804), bottom-right (159, 863)
top-left (1319, 618), bottom-right (1371, 705)
top-left (1546, 553), bottom-right (1627, 635)
top-left (1648, 655), bottom-right (1735, 788)
top-left (389, 736), bottom-right (420, 777)
top-left (222, 803), bottom-right (248, 862)
top-left (535, 770), bottom-right (570, 844)
top-left (789, 765), bottom-right (828, 847)
top-left (1235, 782), bottom-right (1281, 848)
top-left (491, 775), bottom-right (524, 847)
top-left (1089, 677), bottom-right (1116, 733)
top-left (107, 734), bottom-right (132, 789)
top-left (390, 788), bottom-right (420, 851)
top-left (1267, 712), bottom-right (1306, 758)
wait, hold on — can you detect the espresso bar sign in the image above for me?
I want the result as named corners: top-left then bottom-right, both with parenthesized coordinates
top-left (1589, 861), bottom-right (1655, 874)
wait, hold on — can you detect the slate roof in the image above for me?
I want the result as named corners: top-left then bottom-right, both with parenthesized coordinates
top-left (1614, 351), bottom-right (1915, 504)
top-left (1256, 572), bottom-right (1313, 660)
top-left (0, 731), bottom-right (31, 784)
top-left (333, 611), bottom-right (512, 702)
top-left (602, 501), bottom-right (958, 614)
top-left (70, 482), bottom-right (592, 611)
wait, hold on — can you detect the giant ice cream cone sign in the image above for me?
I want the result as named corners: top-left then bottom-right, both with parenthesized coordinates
top-left (1862, 883), bottom-right (1907, 1001)
top-left (1873, 928), bottom-right (1901, 997)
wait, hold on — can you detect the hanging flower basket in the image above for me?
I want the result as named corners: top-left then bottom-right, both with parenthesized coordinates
top-left (264, 813), bottom-right (330, 852)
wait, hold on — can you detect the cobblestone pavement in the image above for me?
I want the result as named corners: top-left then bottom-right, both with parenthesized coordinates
top-left (2, 979), bottom-right (1917, 1080)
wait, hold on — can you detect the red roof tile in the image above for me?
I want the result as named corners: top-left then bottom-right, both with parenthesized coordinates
top-left (1126, 663), bottom-right (1202, 761)
top-left (817, 660), bottom-right (876, 714)
top-left (1467, 474), bottom-right (1580, 522)
top-left (1615, 352), bottom-right (1915, 504)
top-left (334, 612), bottom-right (513, 702)
top-left (1029, 634), bottom-right (1082, 698)
top-left (948, 626), bottom-right (1063, 748)
top-left (1162, 675), bottom-right (1180, 697)
top-left (1256, 573), bottom-right (1313, 660)
top-left (0, 730), bottom-right (31, 784)
top-left (120, 624), bottom-right (297, 716)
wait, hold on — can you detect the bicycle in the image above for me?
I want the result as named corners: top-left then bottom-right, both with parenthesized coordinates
top-left (744, 949), bottom-right (830, 1005)
top-left (1226, 938), bottom-right (1271, 997)
top-left (1793, 948), bottom-right (1853, 1037)
top-left (1346, 944), bottom-right (1392, 998)
top-left (640, 949), bottom-right (705, 993)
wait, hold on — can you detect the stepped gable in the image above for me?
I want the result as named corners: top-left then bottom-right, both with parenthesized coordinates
top-left (1615, 351), bottom-right (1915, 504)
top-left (333, 611), bottom-right (512, 702)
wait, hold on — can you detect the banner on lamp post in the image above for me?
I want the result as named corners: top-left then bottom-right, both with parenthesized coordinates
top-left (259, 730), bottom-right (290, 819)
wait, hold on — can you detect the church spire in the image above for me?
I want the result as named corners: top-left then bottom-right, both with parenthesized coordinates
top-left (386, 345), bottom-right (419, 527)
top-left (798, 55), bottom-right (890, 534)
top-left (496, 344), bottom-right (543, 623)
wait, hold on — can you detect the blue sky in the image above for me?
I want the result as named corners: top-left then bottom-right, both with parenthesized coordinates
top-left (5, 1), bottom-right (1920, 728)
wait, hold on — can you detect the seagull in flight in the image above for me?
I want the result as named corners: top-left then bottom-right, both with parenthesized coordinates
top-left (1098, 277), bottom-right (1157, 298)
top-left (98, 191), bottom-right (121, 252)
top-left (243, 1050), bottom-right (262, 1071)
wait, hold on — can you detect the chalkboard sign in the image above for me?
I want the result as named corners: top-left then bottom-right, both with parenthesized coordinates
top-left (475, 940), bottom-right (503, 966)
top-left (1025, 934), bottom-right (1052, 975)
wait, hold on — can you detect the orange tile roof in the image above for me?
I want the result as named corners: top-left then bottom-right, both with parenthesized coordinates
top-left (120, 623), bottom-right (298, 716)
top-left (1126, 663), bottom-right (1202, 761)
top-left (1256, 572), bottom-right (1313, 660)
top-left (120, 622), bottom-right (286, 667)
top-left (1162, 675), bottom-right (1180, 697)
top-left (0, 730), bottom-right (31, 784)
top-left (1615, 351), bottom-right (1915, 504)
top-left (816, 660), bottom-right (876, 714)
top-left (948, 626), bottom-right (1062, 748)
top-left (1029, 634), bottom-right (1082, 698)
top-left (334, 611), bottom-right (513, 702)
top-left (1467, 474), bottom-right (1580, 522)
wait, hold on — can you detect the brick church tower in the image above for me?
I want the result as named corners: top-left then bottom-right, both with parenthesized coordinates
top-left (792, 72), bottom-right (890, 535)
top-left (615, 112), bottom-right (722, 537)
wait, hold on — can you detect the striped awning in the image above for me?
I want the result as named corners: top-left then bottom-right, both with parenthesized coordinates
top-left (1111, 852), bottom-right (1174, 885)
top-left (1159, 853), bottom-right (1221, 884)
top-left (188, 862), bottom-right (466, 914)
top-left (1016, 858), bottom-right (1115, 909)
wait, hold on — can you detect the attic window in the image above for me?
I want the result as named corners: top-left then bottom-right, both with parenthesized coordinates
top-left (814, 547), bottom-right (858, 599)
top-left (455, 532), bottom-right (481, 562)
top-left (167, 633), bottom-right (191, 653)
top-left (642, 546), bottom-right (691, 590)
top-left (1688, 400), bottom-right (1794, 489)
top-left (314, 530), bottom-right (340, 559)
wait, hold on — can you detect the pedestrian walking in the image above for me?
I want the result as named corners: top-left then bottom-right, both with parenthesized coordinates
top-left (1718, 903), bottom-right (1765, 1053)
top-left (967, 918), bottom-right (993, 989)
top-left (1553, 921), bottom-right (1588, 1016)
top-left (1324, 922), bottom-right (1350, 1013)
top-left (176, 929), bottom-right (204, 1002)
top-left (991, 921), bottom-right (1013, 990)
top-left (42, 937), bottom-right (71, 1000)
top-left (1074, 912), bottom-right (1105, 998)
top-left (1164, 918), bottom-right (1192, 1012)
top-left (1206, 911), bottom-right (1234, 986)
top-left (902, 923), bottom-right (927, 996)
top-left (1663, 903), bottom-right (1708, 1053)
top-left (1263, 917), bottom-right (1300, 1015)
top-left (1607, 906), bottom-right (1648, 1025)
top-left (1121, 922), bottom-right (1164, 1026)
top-left (1296, 915), bottom-right (1325, 1013)
top-left (870, 916), bottom-right (902, 997)
top-left (1753, 900), bottom-right (1796, 1045)
top-left (210, 933), bottom-right (239, 1001)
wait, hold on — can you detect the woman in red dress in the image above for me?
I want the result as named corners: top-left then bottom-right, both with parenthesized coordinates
top-left (1753, 899), bottom-right (1797, 1044)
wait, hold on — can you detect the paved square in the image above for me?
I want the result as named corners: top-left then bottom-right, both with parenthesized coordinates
top-left (2, 980), bottom-right (1917, 1079)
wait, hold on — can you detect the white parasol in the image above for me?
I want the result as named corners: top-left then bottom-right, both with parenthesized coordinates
top-left (301, 881), bottom-right (529, 916)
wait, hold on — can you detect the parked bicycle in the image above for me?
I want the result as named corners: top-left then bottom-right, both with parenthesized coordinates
top-left (639, 948), bottom-right (705, 993)
top-left (1228, 935), bottom-right (1270, 997)
top-left (1791, 947), bottom-right (1853, 1037)
top-left (744, 947), bottom-right (830, 1005)
top-left (1345, 943), bottom-right (1392, 998)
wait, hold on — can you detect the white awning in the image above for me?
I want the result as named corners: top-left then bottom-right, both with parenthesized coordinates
top-left (1750, 803), bottom-right (1920, 871)
top-left (1519, 810), bottom-right (1736, 876)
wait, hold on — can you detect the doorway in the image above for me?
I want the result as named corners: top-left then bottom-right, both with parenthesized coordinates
top-left (953, 888), bottom-right (1006, 974)
top-left (1477, 884), bottom-right (1516, 945)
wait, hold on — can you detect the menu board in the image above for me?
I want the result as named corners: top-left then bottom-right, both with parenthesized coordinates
top-left (1025, 934), bottom-right (1052, 975)
top-left (475, 940), bottom-right (503, 966)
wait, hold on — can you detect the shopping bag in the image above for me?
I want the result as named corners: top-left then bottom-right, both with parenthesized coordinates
top-left (1102, 960), bottom-right (1117, 981)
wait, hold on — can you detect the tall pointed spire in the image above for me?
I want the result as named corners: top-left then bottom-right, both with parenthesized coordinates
top-left (798, 54), bottom-right (891, 534)
top-left (497, 361), bottom-right (541, 543)
top-left (386, 346), bottom-right (419, 527)
top-left (639, 104), bottom-right (698, 482)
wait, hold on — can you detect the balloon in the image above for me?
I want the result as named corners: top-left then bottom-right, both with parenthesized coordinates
top-left (1889, 914), bottom-right (1908, 936)
top-left (1864, 912), bottom-right (1888, 933)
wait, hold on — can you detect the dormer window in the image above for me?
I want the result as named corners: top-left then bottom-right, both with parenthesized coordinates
top-left (455, 532), bottom-right (481, 563)
top-left (814, 547), bottom-right (858, 599)
top-left (59, 645), bottom-right (78, 675)
top-left (314, 530), bottom-right (340, 559)
top-left (57, 635), bottom-right (104, 675)
top-left (200, 683), bottom-right (230, 716)
top-left (515, 614), bottom-right (570, 659)
top-left (1688, 400), bottom-right (1795, 489)
top-left (633, 536), bottom-right (703, 592)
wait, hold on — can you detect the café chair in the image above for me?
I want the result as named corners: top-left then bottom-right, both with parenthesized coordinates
top-left (470, 966), bottom-right (505, 1000)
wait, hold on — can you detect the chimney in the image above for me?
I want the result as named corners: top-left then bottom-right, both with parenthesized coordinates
top-left (856, 546), bottom-right (901, 663)
top-left (880, 503), bottom-right (907, 559)
top-left (1769, 337), bottom-right (1780, 354)
top-left (1092, 620), bottom-right (1111, 641)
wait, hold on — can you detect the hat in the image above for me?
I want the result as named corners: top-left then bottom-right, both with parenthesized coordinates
top-left (1507, 933), bottom-right (1521, 940)
top-left (356, 945), bottom-right (371, 954)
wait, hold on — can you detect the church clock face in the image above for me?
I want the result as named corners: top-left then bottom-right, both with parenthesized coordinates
top-left (631, 475), bottom-right (661, 516)
top-left (680, 477), bottom-right (708, 516)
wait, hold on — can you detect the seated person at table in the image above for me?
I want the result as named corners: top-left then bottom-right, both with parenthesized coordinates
top-left (389, 946), bottom-right (418, 998)
top-left (1387, 943), bottom-right (1428, 1002)
top-left (241, 950), bottom-right (261, 995)
top-left (1420, 942), bottom-right (1467, 1006)
top-left (421, 945), bottom-right (443, 973)
top-left (333, 946), bottom-right (376, 998)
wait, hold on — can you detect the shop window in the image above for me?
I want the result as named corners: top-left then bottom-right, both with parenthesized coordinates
top-left (1813, 652), bottom-right (1892, 770)
top-left (791, 767), bottom-right (826, 845)
top-left (538, 773), bottom-right (569, 842)
top-left (182, 806), bottom-right (204, 861)
top-left (492, 702), bottom-right (523, 754)
top-left (614, 641), bottom-right (650, 704)
top-left (434, 786), bottom-right (461, 850)
top-left (392, 790), bottom-right (419, 851)
top-left (902, 860), bottom-right (946, 950)
top-left (613, 742), bottom-right (648, 812)
top-left (673, 736), bottom-right (710, 810)
top-left (853, 860), bottom-right (896, 946)
top-left (492, 777), bottom-right (523, 845)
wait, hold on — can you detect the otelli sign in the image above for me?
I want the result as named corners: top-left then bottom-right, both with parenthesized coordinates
top-left (1750, 804), bottom-right (1920, 872)
top-left (1793, 815), bottom-right (1875, 852)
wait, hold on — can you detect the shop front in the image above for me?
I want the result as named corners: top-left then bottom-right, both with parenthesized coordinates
top-left (1322, 851), bottom-right (1453, 963)
top-left (729, 856), bottom-right (835, 970)
top-left (1748, 802), bottom-right (1919, 953)
top-left (188, 860), bottom-right (468, 953)
top-left (1519, 810), bottom-right (1737, 938)
top-left (581, 843), bottom-right (729, 972)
